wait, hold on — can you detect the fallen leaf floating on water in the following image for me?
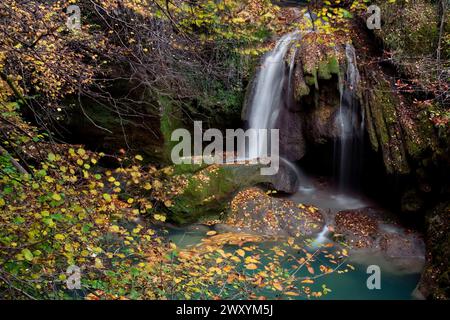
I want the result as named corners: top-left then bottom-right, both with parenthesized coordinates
top-left (245, 263), bottom-right (258, 270)
top-left (307, 265), bottom-right (315, 274)
top-left (273, 281), bottom-right (283, 291)
top-left (236, 249), bottom-right (246, 257)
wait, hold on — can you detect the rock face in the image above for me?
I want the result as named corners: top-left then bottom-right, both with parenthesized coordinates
top-left (224, 187), bottom-right (324, 237)
top-left (334, 207), bottom-right (426, 274)
top-left (418, 202), bottom-right (450, 299)
top-left (278, 48), bottom-right (343, 153)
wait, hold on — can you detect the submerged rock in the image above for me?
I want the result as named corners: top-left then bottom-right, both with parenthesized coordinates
top-left (334, 207), bottom-right (426, 273)
top-left (225, 187), bottom-right (324, 237)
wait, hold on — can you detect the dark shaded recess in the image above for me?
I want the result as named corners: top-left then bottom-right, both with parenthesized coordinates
top-left (60, 79), bottom-right (164, 163)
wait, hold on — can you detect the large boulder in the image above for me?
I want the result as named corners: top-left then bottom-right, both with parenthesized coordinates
top-left (153, 162), bottom-right (272, 224)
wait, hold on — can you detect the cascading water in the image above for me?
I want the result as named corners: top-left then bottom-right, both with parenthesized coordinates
top-left (310, 225), bottom-right (331, 249)
top-left (246, 34), bottom-right (365, 241)
top-left (334, 43), bottom-right (364, 191)
top-left (246, 32), bottom-right (299, 159)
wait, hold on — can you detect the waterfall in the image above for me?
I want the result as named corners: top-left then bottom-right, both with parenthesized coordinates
top-left (335, 43), bottom-right (364, 191)
top-left (310, 225), bottom-right (331, 249)
top-left (245, 33), bottom-right (365, 194)
top-left (246, 32), bottom-right (299, 159)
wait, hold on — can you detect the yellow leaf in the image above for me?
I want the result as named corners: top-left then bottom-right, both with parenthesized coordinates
top-left (245, 263), bottom-right (258, 270)
top-left (236, 249), bottom-right (245, 257)
top-left (64, 243), bottom-right (73, 252)
top-left (153, 214), bottom-right (166, 222)
top-left (143, 183), bottom-right (152, 190)
top-left (110, 225), bottom-right (120, 233)
top-left (307, 265), bottom-right (315, 274)
top-left (164, 200), bottom-right (173, 207)
top-left (95, 258), bottom-right (104, 269)
top-left (54, 234), bottom-right (65, 241)
top-left (230, 256), bottom-right (241, 263)
top-left (273, 281), bottom-right (283, 291)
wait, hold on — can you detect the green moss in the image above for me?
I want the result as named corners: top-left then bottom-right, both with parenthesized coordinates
top-left (328, 56), bottom-right (340, 74)
top-left (366, 77), bottom-right (410, 174)
top-left (404, 109), bottom-right (438, 160)
top-left (318, 56), bottom-right (339, 80)
top-left (171, 162), bottom-right (209, 175)
top-left (159, 95), bottom-right (183, 163)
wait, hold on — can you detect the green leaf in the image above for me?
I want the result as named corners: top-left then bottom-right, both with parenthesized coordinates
top-left (22, 249), bottom-right (34, 261)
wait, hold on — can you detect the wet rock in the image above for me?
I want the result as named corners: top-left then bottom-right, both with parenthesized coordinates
top-left (225, 187), bottom-right (324, 237)
top-left (378, 232), bottom-right (426, 273)
top-left (302, 88), bottom-right (341, 144)
top-left (334, 207), bottom-right (426, 273)
top-left (278, 110), bottom-right (305, 162)
top-left (269, 163), bottom-right (300, 194)
top-left (334, 208), bottom-right (380, 249)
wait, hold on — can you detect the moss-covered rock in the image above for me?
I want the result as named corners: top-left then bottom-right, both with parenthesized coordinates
top-left (159, 95), bottom-right (184, 162)
top-left (153, 162), bottom-right (272, 224)
top-left (362, 73), bottom-right (411, 174)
